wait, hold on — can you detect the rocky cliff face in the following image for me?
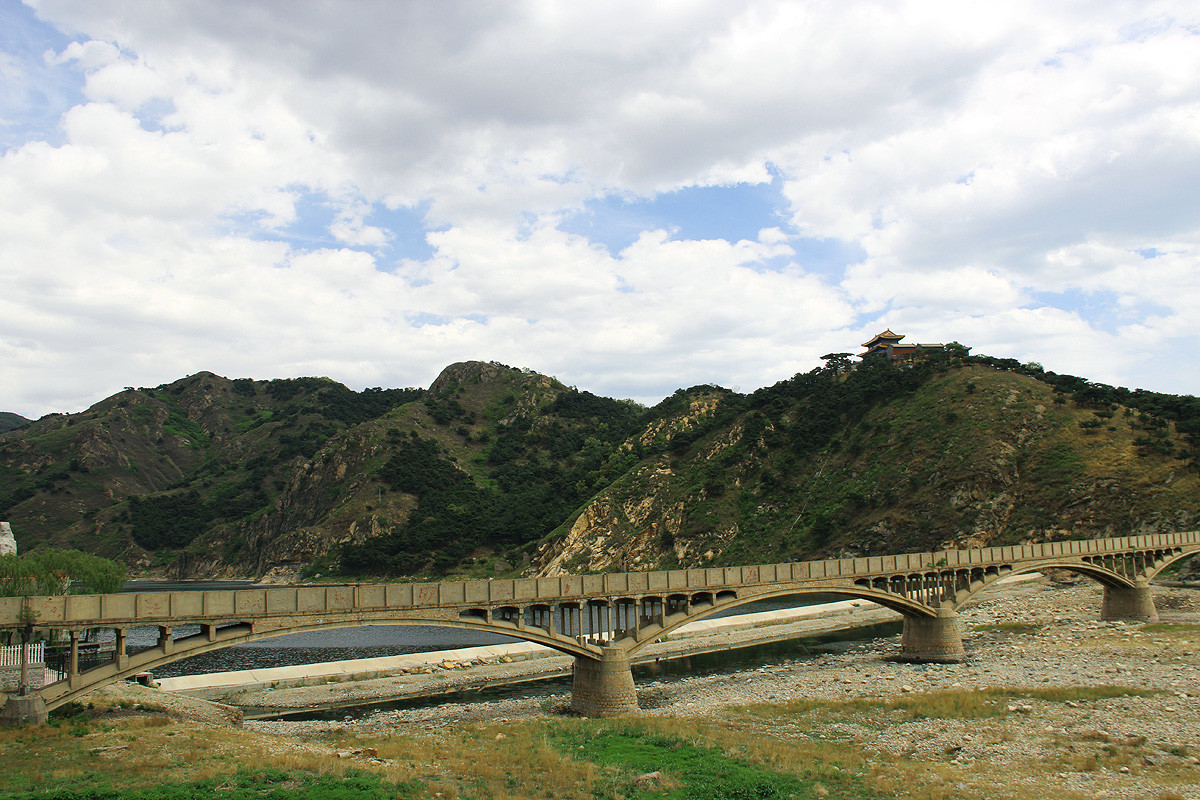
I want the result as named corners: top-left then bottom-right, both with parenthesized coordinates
top-left (534, 391), bottom-right (745, 575)
top-left (243, 424), bottom-right (421, 581)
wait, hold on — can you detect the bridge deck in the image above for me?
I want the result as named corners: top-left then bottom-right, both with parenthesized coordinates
top-left (3, 532), bottom-right (1195, 632)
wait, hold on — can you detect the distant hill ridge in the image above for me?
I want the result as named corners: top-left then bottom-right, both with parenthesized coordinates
top-left (0, 412), bottom-right (31, 434)
top-left (0, 354), bottom-right (1197, 581)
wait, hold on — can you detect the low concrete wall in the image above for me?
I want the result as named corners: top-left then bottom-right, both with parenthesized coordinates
top-left (0, 665), bottom-right (46, 692)
top-left (0, 643), bottom-right (47, 692)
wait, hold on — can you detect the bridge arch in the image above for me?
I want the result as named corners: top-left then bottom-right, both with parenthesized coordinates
top-left (37, 614), bottom-right (607, 710)
top-left (948, 561), bottom-right (1134, 607)
top-left (620, 585), bottom-right (927, 656)
top-left (946, 547), bottom-right (1189, 609)
top-left (1142, 548), bottom-right (1197, 580)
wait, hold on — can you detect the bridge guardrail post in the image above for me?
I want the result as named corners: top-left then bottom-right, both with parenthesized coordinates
top-left (68, 629), bottom-right (80, 689)
top-left (114, 628), bottom-right (128, 671)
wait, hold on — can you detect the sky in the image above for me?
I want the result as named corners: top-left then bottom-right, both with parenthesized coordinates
top-left (2, 1), bottom-right (1199, 419)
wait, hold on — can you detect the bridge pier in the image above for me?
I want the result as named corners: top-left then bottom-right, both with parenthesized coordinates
top-left (0, 694), bottom-right (48, 727)
top-left (570, 646), bottom-right (638, 717)
top-left (1101, 583), bottom-right (1159, 622)
top-left (899, 607), bottom-right (965, 663)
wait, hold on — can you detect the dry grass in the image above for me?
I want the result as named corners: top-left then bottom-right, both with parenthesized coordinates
top-left (3, 690), bottom-right (1198, 800)
top-left (324, 721), bottom-right (608, 800)
top-left (0, 708), bottom-right (350, 795)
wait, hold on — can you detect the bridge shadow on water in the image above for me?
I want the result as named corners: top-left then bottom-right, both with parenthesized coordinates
top-left (254, 619), bottom-right (904, 721)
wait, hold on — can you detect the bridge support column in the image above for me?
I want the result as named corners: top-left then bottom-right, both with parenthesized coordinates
top-left (900, 607), bottom-right (965, 663)
top-left (158, 626), bottom-right (174, 655)
top-left (570, 647), bottom-right (638, 717)
top-left (114, 628), bottom-right (128, 670)
top-left (68, 629), bottom-right (81, 689)
top-left (1101, 583), bottom-right (1159, 622)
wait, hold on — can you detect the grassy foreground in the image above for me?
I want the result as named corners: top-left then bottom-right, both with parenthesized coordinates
top-left (1, 683), bottom-right (1195, 800)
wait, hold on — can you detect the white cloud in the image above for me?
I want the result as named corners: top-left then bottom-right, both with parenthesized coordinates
top-left (2, 0), bottom-right (1199, 416)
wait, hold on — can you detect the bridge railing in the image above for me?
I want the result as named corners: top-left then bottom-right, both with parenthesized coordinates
top-left (2, 531), bottom-right (1196, 630)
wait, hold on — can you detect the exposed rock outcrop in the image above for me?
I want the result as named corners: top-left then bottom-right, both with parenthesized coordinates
top-left (0, 522), bottom-right (16, 556)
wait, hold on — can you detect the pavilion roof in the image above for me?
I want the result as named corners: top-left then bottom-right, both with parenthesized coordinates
top-left (861, 329), bottom-right (905, 348)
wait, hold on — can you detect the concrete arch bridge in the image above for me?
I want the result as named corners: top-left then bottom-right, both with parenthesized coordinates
top-left (1, 531), bottom-right (1197, 724)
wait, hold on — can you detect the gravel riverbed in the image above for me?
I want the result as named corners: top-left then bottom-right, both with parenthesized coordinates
top-left (239, 577), bottom-right (1200, 799)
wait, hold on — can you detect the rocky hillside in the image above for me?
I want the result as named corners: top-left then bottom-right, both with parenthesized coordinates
top-left (0, 373), bottom-right (423, 577)
top-left (1, 354), bottom-right (1198, 581)
top-left (531, 359), bottom-right (1200, 575)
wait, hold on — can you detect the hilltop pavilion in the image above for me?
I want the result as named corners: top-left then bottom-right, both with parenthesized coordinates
top-left (859, 330), bottom-right (961, 363)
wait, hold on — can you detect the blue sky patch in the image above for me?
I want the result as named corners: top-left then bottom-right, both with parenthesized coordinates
top-left (217, 192), bottom-right (436, 264)
top-left (789, 236), bottom-right (868, 276)
top-left (407, 312), bottom-right (451, 327)
top-left (133, 97), bottom-right (178, 132)
top-left (1030, 287), bottom-right (1172, 335)
top-left (0, 3), bottom-right (85, 150)
top-left (367, 201), bottom-right (437, 262)
top-left (560, 179), bottom-right (790, 253)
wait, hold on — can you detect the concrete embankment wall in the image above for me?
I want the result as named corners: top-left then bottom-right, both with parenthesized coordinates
top-left (156, 597), bottom-right (890, 697)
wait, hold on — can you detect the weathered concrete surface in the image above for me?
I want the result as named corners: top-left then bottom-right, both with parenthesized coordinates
top-left (571, 647), bottom-right (638, 717)
top-left (0, 695), bottom-right (46, 726)
top-left (1101, 583), bottom-right (1159, 622)
top-left (899, 608), bottom-right (965, 662)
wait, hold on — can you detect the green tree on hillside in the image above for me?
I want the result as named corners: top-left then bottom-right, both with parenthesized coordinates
top-left (0, 549), bottom-right (126, 597)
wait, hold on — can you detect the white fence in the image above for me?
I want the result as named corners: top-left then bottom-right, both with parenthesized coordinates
top-left (0, 641), bottom-right (44, 667)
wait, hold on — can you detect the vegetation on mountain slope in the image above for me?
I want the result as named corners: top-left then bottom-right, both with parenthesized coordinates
top-left (0, 372), bottom-right (422, 575)
top-left (531, 352), bottom-right (1200, 574)
top-left (1, 352), bottom-right (1197, 581)
top-left (0, 412), bottom-right (30, 434)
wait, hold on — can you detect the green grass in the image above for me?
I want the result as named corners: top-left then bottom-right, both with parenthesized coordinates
top-left (745, 686), bottom-right (1163, 724)
top-left (0, 768), bottom-right (421, 799)
top-left (550, 724), bottom-right (875, 799)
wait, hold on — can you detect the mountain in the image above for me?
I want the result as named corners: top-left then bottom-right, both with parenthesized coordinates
top-left (0, 372), bottom-right (423, 575)
top-left (1, 354), bottom-right (1197, 580)
top-left (0, 413), bottom-right (31, 434)
top-left (532, 358), bottom-right (1200, 574)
